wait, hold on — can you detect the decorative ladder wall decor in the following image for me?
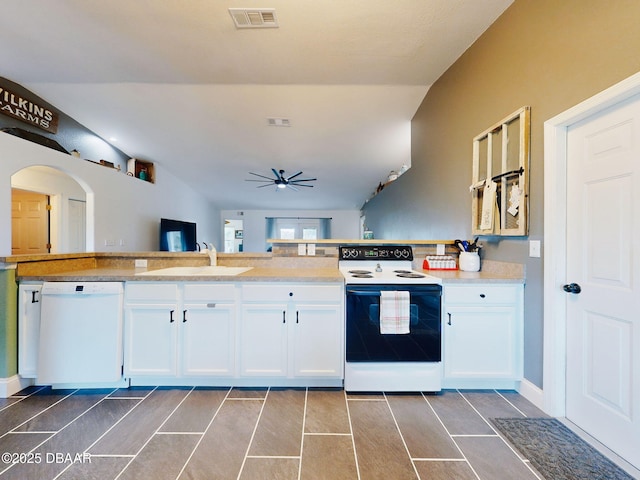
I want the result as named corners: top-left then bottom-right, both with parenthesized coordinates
top-left (470, 106), bottom-right (531, 236)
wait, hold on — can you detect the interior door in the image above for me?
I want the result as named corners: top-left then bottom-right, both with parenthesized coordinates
top-left (11, 189), bottom-right (50, 254)
top-left (68, 199), bottom-right (86, 252)
top-left (566, 95), bottom-right (640, 468)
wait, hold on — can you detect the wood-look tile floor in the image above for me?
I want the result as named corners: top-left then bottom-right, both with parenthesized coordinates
top-left (0, 386), bottom-right (551, 479)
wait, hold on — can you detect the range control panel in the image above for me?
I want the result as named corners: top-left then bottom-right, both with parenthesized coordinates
top-left (338, 245), bottom-right (413, 261)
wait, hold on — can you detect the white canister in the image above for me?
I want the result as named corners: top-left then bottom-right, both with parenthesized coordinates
top-left (459, 252), bottom-right (480, 272)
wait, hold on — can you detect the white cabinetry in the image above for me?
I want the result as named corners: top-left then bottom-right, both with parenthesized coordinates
top-left (182, 284), bottom-right (236, 376)
top-left (124, 282), bottom-right (236, 381)
top-left (442, 283), bottom-right (523, 389)
top-left (240, 283), bottom-right (344, 382)
top-left (18, 282), bottom-right (42, 378)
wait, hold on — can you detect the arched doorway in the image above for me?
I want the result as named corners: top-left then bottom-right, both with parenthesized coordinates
top-left (11, 165), bottom-right (91, 254)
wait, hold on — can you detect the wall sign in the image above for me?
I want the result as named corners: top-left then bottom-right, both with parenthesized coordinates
top-left (0, 84), bottom-right (58, 133)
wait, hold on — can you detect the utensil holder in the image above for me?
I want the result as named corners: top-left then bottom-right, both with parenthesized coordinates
top-left (459, 252), bottom-right (480, 272)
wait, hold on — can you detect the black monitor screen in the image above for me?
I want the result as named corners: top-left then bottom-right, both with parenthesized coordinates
top-left (159, 218), bottom-right (197, 252)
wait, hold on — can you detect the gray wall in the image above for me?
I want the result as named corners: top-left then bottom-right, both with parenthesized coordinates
top-left (363, 0), bottom-right (640, 388)
top-left (1, 77), bottom-right (130, 169)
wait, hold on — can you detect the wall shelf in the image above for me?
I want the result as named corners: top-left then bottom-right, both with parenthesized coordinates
top-left (127, 158), bottom-right (155, 183)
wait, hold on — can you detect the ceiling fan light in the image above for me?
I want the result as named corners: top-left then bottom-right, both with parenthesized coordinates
top-left (247, 168), bottom-right (315, 192)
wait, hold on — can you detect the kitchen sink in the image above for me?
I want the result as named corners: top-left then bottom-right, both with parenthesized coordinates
top-left (136, 266), bottom-right (253, 276)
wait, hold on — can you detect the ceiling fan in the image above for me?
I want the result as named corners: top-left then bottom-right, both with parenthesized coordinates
top-left (246, 168), bottom-right (317, 191)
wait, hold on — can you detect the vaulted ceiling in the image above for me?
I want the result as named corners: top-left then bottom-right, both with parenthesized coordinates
top-left (1, 0), bottom-right (513, 209)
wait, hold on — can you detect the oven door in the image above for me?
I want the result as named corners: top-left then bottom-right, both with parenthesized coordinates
top-left (345, 284), bottom-right (441, 362)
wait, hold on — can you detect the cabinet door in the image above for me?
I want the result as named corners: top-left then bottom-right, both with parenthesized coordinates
top-left (18, 284), bottom-right (42, 378)
top-left (181, 303), bottom-right (235, 377)
top-left (124, 305), bottom-right (178, 377)
top-left (240, 304), bottom-right (288, 377)
top-left (443, 306), bottom-right (517, 379)
top-left (293, 304), bottom-right (343, 377)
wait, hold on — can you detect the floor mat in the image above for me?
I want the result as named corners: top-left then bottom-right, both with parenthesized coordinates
top-left (491, 417), bottom-right (635, 480)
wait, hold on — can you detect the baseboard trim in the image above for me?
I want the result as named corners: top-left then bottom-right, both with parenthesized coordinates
top-left (0, 375), bottom-right (33, 398)
top-left (517, 378), bottom-right (544, 411)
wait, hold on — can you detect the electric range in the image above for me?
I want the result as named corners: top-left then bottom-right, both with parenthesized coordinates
top-left (339, 245), bottom-right (443, 392)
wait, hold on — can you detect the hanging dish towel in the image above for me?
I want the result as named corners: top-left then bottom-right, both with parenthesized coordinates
top-left (379, 291), bottom-right (410, 334)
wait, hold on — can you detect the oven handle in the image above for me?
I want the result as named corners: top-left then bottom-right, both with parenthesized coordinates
top-left (346, 290), bottom-right (382, 296)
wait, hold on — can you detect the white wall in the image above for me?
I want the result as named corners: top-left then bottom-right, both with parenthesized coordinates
top-left (221, 209), bottom-right (361, 252)
top-left (1, 133), bottom-right (219, 255)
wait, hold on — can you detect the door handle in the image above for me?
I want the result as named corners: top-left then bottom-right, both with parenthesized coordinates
top-left (447, 312), bottom-right (452, 325)
top-left (170, 310), bottom-right (175, 322)
top-left (563, 283), bottom-right (582, 294)
top-left (183, 310), bottom-right (187, 323)
top-left (296, 311), bottom-right (299, 324)
top-left (283, 310), bottom-right (286, 323)
top-left (31, 291), bottom-right (39, 303)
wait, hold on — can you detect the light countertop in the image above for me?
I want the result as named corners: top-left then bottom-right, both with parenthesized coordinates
top-left (9, 252), bottom-right (525, 284)
top-left (17, 266), bottom-right (345, 283)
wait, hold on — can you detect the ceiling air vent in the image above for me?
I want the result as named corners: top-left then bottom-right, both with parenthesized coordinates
top-left (229, 8), bottom-right (278, 29)
top-left (267, 117), bottom-right (291, 127)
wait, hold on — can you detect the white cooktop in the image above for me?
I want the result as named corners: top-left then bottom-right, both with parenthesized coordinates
top-left (339, 261), bottom-right (441, 285)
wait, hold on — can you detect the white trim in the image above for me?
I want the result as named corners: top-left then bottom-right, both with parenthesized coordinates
top-left (543, 70), bottom-right (640, 416)
top-left (517, 378), bottom-right (544, 411)
top-left (0, 375), bottom-right (33, 398)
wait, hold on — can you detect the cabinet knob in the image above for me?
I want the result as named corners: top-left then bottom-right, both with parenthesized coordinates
top-left (289, 292), bottom-right (293, 297)
top-left (479, 293), bottom-right (486, 298)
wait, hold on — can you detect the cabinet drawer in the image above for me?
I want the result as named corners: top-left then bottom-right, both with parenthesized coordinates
top-left (125, 282), bottom-right (178, 302)
top-left (183, 283), bottom-right (237, 302)
top-left (242, 284), bottom-right (342, 302)
top-left (445, 284), bottom-right (519, 305)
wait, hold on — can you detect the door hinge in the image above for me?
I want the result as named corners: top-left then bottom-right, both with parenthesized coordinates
top-left (46, 204), bottom-right (52, 211)
top-left (45, 243), bottom-right (52, 249)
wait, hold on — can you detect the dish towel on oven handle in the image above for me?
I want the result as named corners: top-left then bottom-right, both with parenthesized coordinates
top-left (379, 291), bottom-right (410, 334)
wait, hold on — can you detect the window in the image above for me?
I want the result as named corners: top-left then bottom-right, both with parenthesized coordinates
top-left (265, 217), bottom-right (331, 249)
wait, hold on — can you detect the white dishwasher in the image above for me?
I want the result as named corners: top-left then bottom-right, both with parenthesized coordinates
top-left (38, 282), bottom-right (124, 386)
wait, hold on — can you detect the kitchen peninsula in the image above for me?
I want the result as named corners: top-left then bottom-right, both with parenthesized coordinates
top-left (2, 244), bottom-right (524, 397)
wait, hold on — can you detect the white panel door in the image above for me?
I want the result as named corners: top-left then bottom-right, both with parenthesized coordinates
top-left (566, 96), bottom-right (640, 468)
top-left (68, 199), bottom-right (86, 252)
